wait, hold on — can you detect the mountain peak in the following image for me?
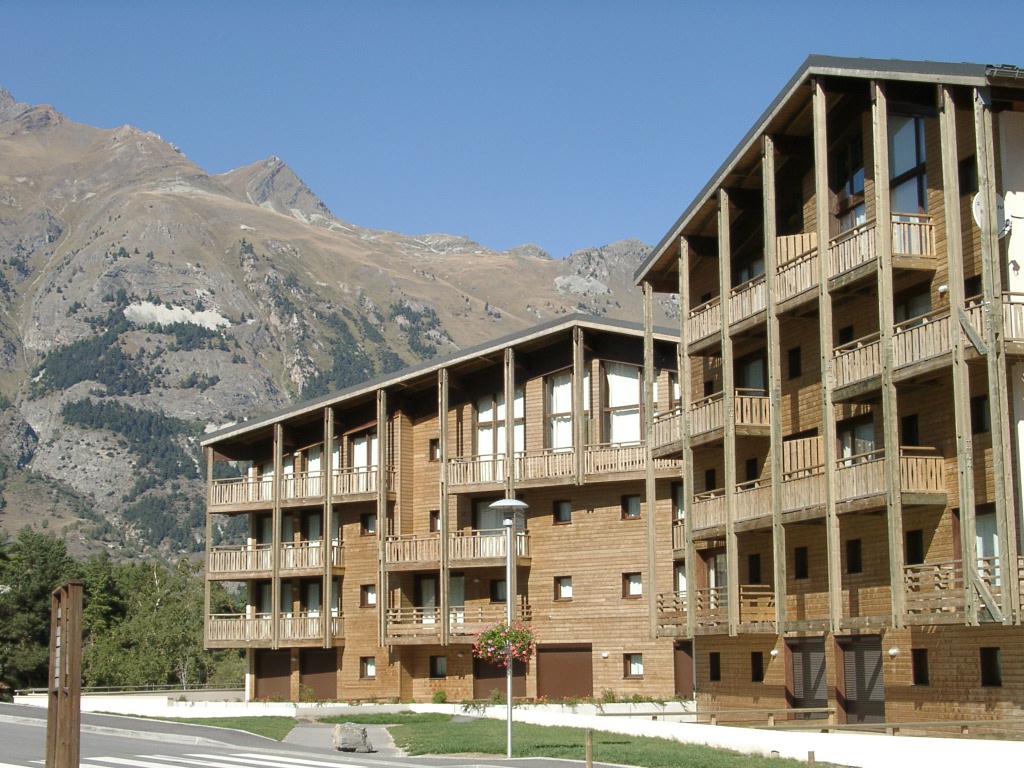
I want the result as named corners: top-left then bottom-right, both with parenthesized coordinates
top-left (218, 157), bottom-right (336, 226)
top-left (0, 87), bottom-right (31, 123)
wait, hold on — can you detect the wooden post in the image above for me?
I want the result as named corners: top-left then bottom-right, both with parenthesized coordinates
top-left (585, 728), bottom-right (593, 768)
top-left (719, 188), bottom-right (740, 634)
top-left (271, 423), bottom-right (283, 649)
top-left (203, 446), bottom-right (214, 647)
top-left (46, 580), bottom-right (83, 768)
top-left (504, 347), bottom-right (516, 497)
top-left (813, 77), bottom-right (842, 632)
top-left (573, 327), bottom-right (586, 485)
top-left (323, 406), bottom-right (334, 648)
top-left (377, 388), bottom-right (389, 646)
top-left (644, 281), bottom-right (658, 638)
top-left (872, 79), bottom-right (907, 626)
top-left (680, 238), bottom-right (697, 638)
top-left (439, 368), bottom-right (451, 645)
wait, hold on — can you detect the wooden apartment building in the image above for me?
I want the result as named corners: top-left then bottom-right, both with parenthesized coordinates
top-left (635, 56), bottom-right (1024, 722)
top-left (201, 316), bottom-right (690, 703)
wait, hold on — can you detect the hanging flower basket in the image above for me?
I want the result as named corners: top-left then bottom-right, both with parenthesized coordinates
top-left (472, 620), bottom-right (537, 667)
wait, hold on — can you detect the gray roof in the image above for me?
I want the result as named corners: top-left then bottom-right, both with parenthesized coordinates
top-left (202, 313), bottom-right (679, 446)
top-left (633, 54), bottom-right (1021, 286)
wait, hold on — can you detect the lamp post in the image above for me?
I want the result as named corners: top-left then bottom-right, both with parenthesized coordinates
top-left (489, 497), bottom-right (528, 759)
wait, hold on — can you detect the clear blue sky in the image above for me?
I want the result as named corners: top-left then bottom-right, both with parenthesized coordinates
top-left (3, 1), bottom-right (1021, 258)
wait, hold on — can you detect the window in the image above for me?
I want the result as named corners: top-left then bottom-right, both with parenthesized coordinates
top-left (624, 653), bottom-right (644, 679)
top-left (705, 468), bottom-right (717, 492)
top-left (709, 652), bottom-right (721, 682)
top-left (703, 379), bottom-right (715, 398)
top-left (794, 546), bottom-right (809, 580)
top-left (837, 416), bottom-right (874, 463)
top-left (360, 584), bottom-right (377, 607)
top-left (621, 495), bottom-right (642, 520)
top-left (553, 500), bottom-right (572, 525)
top-left (846, 539), bottom-right (863, 575)
top-left (971, 394), bottom-right (990, 434)
top-left (546, 370), bottom-right (587, 450)
top-left (747, 553), bottom-right (762, 585)
top-left (429, 655), bottom-right (447, 679)
top-left (669, 371), bottom-right (681, 407)
top-left (889, 114), bottom-right (928, 215)
top-left (980, 647), bottom-right (1002, 687)
top-left (429, 509), bottom-right (441, 532)
top-left (911, 648), bottom-right (929, 686)
top-left (900, 414), bottom-right (920, 447)
top-left (788, 346), bottom-right (802, 379)
top-left (604, 362), bottom-right (642, 445)
top-left (964, 274), bottom-right (983, 300)
top-left (751, 652), bottom-right (765, 683)
top-left (428, 438), bottom-right (440, 462)
top-left (360, 512), bottom-right (377, 536)
top-left (834, 131), bottom-right (866, 231)
top-left (745, 457), bottom-right (759, 482)
top-left (490, 579), bottom-right (507, 603)
top-left (672, 482), bottom-right (684, 521)
top-left (905, 529), bottom-right (925, 566)
top-left (360, 657), bottom-right (376, 679)
top-left (736, 354), bottom-right (767, 395)
top-left (622, 572), bottom-right (642, 598)
top-left (895, 289), bottom-right (931, 325)
top-left (555, 576), bottom-right (573, 601)
top-left (838, 325), bottom-right (855, 345)
top-left (476, 387), bottom-right (525, 461)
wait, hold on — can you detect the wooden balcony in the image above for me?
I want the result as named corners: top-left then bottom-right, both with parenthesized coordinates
top-left (332, 465), bottom-right (394, 497)
top-left (384, 532), bottom-right (440, 570)
top-left (655, 590), bottom-right (688, 637)
top-left (890, 213), bottom-right (935, 267)
top-left (449, 529), bottom-right (530, 567)
top-left (734, 479), bottom-right (771, 526)
top-left (828, 215), bottom-right (934, 289)
top-left (281, 471), bottom-right (324, 503)
top-left (739, 584), bottom-right (776, 626)
top-left (729, 274), bottom-right (767, 329)
top-left (280, 541), bottom-right (343, 572)
top-left (515, 448), bottom-right (575, 483)
top-left (385, 606), bottom-right (442, 643)
top-left (448, 454), bottom-right (508, 486)
top-left (208, 543), bottom-right (272, 577)
top-left (904, 557), bottom-right (1003, 625)
top-left (448, 601), bottom-right (532, 641)
top-left (781, 435), bottom-right (826, 514)
top-left (893, 309), bottom-right (951, 376)
top-left (671, 519), bottom-right (686, 553)
top-left (691, 390), bottom-right (770, 443)
top-left (688, 296), bottom-right (721, 350)
top-left (279, 612), bottom-right (342, 644)
top-left (209, 476), bottom-right (273, 509)
top-left (775, 233), bottom-right (818, 310)
top-left (828, 220), bottom-right (877, 283)
top-left (692, 489), bottom-right (725, 533)
top-left (207, 613), bottom-right (273, 647)
top-left (584, 443), bottom-right (646, 476)
top-left (835, 447), bottom-right (945, 510)
top-left (651, 405), bottom-right (683, 457)
top-left (694, 586), bottom-right (728, 631)
top-left (1003, 292), bottom-right (1024, 344)
top-left (832, 331), bottom-right (881, 393)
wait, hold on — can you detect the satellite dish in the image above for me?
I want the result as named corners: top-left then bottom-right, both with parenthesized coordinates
top-left (973, 192), bottom-right (1009, 238)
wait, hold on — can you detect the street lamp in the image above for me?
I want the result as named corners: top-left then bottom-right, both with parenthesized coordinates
top-left (488, 497), bottom-right (528, 759)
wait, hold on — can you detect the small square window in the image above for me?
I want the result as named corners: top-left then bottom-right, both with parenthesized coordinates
top-left (622, 572), bottom-right (642, 598)
top-left (709, 652), bottom-right (721, 682)
top-left (981, 647), bottom-right (1002, 687)
top-left (553, 500), bottom-right (572, 524)
top-left (490, 579), bottom-right (507, 603)
top-left (429, 510), bottom-right (441, 532)
top-left (959, 155), bottom-right (978, 195)
top-left (428, 438), bottom-right (440, 462)
top-left (703, 379), bottom-right (715, 398)
top-left (705, 468), bottom-right (717, 492)
top-left (900, 414), bottom-right (920, 447)
top-left (555, 576), bottom-right (573, 601)
top-left (360, 656), bottom-right (376, 679)
top-left (621, 495), bottom-right (642, 520)
top-left (747, 553), bottom-right (762, 584)
top-left (361, 512), bottom-right (377, 536)
top-left (905, 529), bottom-right (924, 566)
top-left (671, 482), bottom-right (684, 521)
top-left (360, 584), bottom-right (377, 607)
top-left (838, 325), bottom-right (855, 345)
top-left (971, 394), bottom-right (990, 434)
top-left (788, 347), bottom-right (802, 379)
top-left (624, 653), bottom-right (644, 679)
top-left (794, 546), bottom-right (809, 580)
top-left (751, 651), bottom-right (764, 683)
top-left (745, 457), bottom-right (758, 482)
top-left (846, 539), bottom-right (863, 575)
top-left (429, 655), bottom-right (447, 679)
top-left (911, 648), bottom-right (929, 686)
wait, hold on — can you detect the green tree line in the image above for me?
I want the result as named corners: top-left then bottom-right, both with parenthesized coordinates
top-left (0, 528), bottom-right (242, 698)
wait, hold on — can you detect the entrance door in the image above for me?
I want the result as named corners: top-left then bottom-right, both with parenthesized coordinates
top-left (841, 636), bottom-right (884, 723)
top-left (254, 649), bottom-right (291, 700)
top-left (674, 641), bottom-right (694, 700)
top-left (788, 638), bottom-right (827, 718)
top-left (473, 658), bottom-right (526, 700)
top-left (536, 644), bottom-right (593, 700)
top-left (300, 649), bottom-right (337, 701)
top-left (416, 575), bottom-right (438, 625)
top-left (449, 574), bottom-right (465, 628)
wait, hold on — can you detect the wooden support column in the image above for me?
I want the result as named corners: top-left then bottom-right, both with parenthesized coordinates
top-left (719, 188), bottom-right (740, 635)
top-left (763, 135), bottom-right (786, 629)
top-left (271, 422), bottom-right (283, 649)
top-left (376, 389), bottom-right (389, 646)
top-left (323, 407), bottom-right (335, 646)
top-left (872, 80), bottom-right (907, 626)
top-left (439, 369), bottom-right (451, 644)
top-left (204, 446), bottom-right (213, 643)
top-left (939, 85), bottom-right (980, 625)
top-left (813, 78), bottom-right (842, 632)
top-left (643, 281), bottom-right (658, 638)
top-left (573, 327), bottom-right (586, 485)
top-left (975, 87), bottom-right (1021, 621)
top-left (680, 238), bottom-right (697, 638)
top-left (504, 347), bottom-right (516, 497)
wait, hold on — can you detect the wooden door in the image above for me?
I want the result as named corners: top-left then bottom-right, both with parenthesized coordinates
top-left (536, 644), bottom-right (593, 700)
top-left (841, 636), bottom-right (884, 723)
top-left (673, 641), bottom-right (694, 699)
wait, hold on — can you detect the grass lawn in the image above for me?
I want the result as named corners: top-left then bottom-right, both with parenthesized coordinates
top-left (389, 717), bottom-right (811, 768)
top-left (318, 712), bottom-right (451, 725)
top-left (145, 716), bottom-right (297, 741)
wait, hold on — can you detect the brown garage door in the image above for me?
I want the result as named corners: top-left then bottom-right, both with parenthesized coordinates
top-left (300, 649), bottom-right (338, 701)
top-left (536, 644), bottom-right (592, 700)
top-left (254, 649), bottom-right (291, 701)
top-left (473, 658), bottom-right (526, 700)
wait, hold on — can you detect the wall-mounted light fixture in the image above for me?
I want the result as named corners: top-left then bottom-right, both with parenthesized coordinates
top-left (888, 647), bottom-right (900, 658)
top-left (769, 648), bottom-right (779, 658)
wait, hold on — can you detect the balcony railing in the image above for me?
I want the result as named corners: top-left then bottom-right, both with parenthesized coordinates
top-left (832, 331), bottom-right (881, 390)
top-left (385, 532), bottom-right (440, 565)
top-left (448, 454), bottom-right (507, 486)
top-left (448, 601), bottom-right (531, 638)
top-left (279, 612), bottom-right (341, 642)
top-left (688, 296), bottom-right (721, 343)
top-left (899, 447), bottom-right (945, 493)
top-left (281, 470), bottom-right (324, 501)
top-left (904, 557), bottom-right (1001, 618)
top-left (739, 584), bottom-right (775, 624)
top-left (515, 448), bottom-right (575, 481)
top-left (207, 613), bottom-right (273, 643)
top-left (208, 544), bottom-right (272, 574)
top-left (386, 606), bottom-right (442, 639)
top-left (691, 392), bottom-right (724, 436)
top-left (775, 233), bottom-right (818, 305)
top-left (891, 213), bottom-right (935, 259)
top-left (828, 220), bottom-right (877, 279)
top-left (209, 476), bottom-right (273, 507)
top-left (893, 309), bottom-right (951, 370)
top-left (655, 590), bottom-right (688, 632)
top-left (835, 447), bottom-right (945, 503)
top-left (692, 489), bottom-right (725, 530)
top-left (730, 274), bottom-right (767, 325)
top-left (781, 466), bottom-right (825, 512)
top-left (584, 443), bottom-right (646, 474)
top-left (332, 465), bottom-right (393, 496)
top-left (1003, 292), bottom-right (1024, 339)
top-left (652, 406), bottom-right (684, 450)
top-left (694, 586), bottom-right (728, 626)
top-left (672, 519), bottom-right (686, 551)
top-left (449, 529), bottom-right (529, 561)
top-left (281, 540), bottom-right (343, 571)
top-left (734, 479), bottom-right (771, 522)
top-left (691, 390), bottom-right (770, 437)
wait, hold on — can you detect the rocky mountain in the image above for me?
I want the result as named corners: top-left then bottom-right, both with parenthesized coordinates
top-left (0, 86), bottom-right (676, 558)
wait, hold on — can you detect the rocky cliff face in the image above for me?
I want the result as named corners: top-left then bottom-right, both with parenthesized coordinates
top-left (0, 87), bottom-right (672, 558)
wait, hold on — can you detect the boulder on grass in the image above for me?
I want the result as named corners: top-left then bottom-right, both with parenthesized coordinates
top-left (332, 723), bottom-right (374, 753)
